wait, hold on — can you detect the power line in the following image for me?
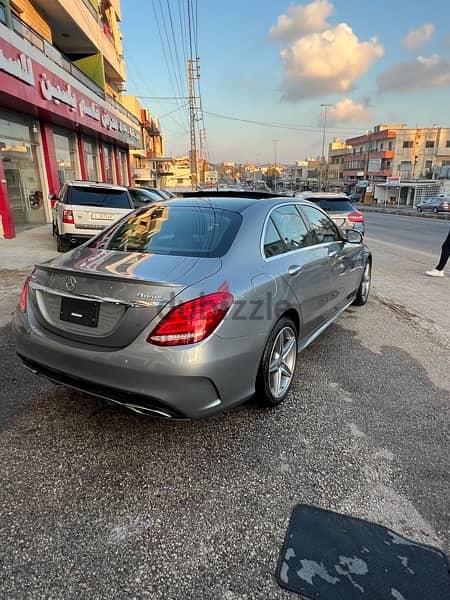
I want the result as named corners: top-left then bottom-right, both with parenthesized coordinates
top-left (203, 111), bottom-right (368, 133)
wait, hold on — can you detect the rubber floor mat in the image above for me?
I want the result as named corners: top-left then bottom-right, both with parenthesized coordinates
top-left (276, 505), bottom-right (450, 599)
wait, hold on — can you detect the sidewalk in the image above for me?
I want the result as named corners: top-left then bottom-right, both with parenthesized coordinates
top-left (0, 225), bottom-right (56, 327)
top-left (359, 204), bottom-right (450, 221)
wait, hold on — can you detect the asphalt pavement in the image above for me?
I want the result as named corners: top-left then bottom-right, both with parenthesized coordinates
top-left (364, 212), bottom-right (449, 254)
top-left (0, 215), bottom-right (449, 599)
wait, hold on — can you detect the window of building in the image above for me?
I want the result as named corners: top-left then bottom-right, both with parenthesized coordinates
top-left (425, 160), bottom-right (433, 169)
top-left (446, 140), bottom-right (450, 148)
top-left (83, 137), bottom-right (99, 181)
top-left (426, 140), bottom-right (435, 148)
top-left (0, 4), bottom-right (5, 23)
top-left (388, 141), bottom-right (393, 150)
top-left (53, 126), bottom-right (78, 186)
top-left (400, 161), bottom-right (412, 165)
top-left (120, 150), bottom-right (129, 185)
top-left (442, 160), bottom-right (450, 166)
top-left (380, 143), bottom-right (384, 150)
top-left (0, 108), bottom-right (46, 227)
top-left (403, 141), bottom-right (413, 148)
top-left (103, 143), bottom-right (115, 184)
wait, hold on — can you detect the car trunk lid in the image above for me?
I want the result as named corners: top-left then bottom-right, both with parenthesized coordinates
top-left (28, 247), bottom-right (221, 348)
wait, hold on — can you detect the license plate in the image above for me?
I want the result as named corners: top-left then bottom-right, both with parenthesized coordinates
top-left (60, 296), bottom-right (99, 328)
top-left (91, 213), bottom-right (116, 220)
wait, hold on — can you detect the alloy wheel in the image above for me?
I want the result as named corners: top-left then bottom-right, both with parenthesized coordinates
top-left (361, 262), bottom-right (371, 301)
top-left (268, 326), bottom-right (297, 399)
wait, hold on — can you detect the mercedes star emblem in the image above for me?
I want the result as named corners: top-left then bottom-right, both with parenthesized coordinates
top-left (65, 276), bottom-right (77, 292)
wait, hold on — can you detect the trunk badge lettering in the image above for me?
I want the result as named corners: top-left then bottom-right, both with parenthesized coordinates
top-left (136, 292), bottom-right (164, 300)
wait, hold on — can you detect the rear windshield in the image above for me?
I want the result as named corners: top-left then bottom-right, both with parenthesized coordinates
top-left (307, 198), bottom-right (355, 212)
top-left (90, 205), bottom-right (242, 258)
top-left (67, 186), bottom-right (131, 209)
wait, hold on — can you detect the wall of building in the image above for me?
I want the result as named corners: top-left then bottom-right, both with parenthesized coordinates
top-left (12, 0), bottom-right (51, 41)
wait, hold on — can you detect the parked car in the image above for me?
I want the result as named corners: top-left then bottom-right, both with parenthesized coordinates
top-left (349, 192), bottom-right (362, 203)
top-left (416, 196), bottom-right (449, 213)
top-left (52, 181), bottom-right (134, 252)
top-left (295, 192), bottom-right (365, 236)
top-left (128, 187), bottom-right (163, 208)
top-left (15, 194), bottom-right (371, 419)
top-left (141, 187), bottom-right (176, 200)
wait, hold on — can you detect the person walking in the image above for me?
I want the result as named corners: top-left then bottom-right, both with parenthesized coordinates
top-left (426, 229), bottom-right (450, 277)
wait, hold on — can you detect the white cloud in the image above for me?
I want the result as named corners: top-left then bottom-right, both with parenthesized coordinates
top-left (403, 23), bottom-right (435, 51)
top-left (378, 54), bottom-right (450, 93)
top-left (324, 98), bottom-right (373, 125)
top-left (269, 0), bottom-right (334, 42)
top-left (279, 23), bottom-right (383, 101)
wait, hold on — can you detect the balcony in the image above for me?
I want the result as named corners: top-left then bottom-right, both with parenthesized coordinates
top-left (133, 168), bottom-right (151, 180)
top-left (31, 0), bottom-right (125, 82)
top-left (369, 150), bottom-right (394, 160)
top-left (6, 16), bottom-right (139, 128)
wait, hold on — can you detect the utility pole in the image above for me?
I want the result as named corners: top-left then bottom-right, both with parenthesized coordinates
top-left (273, 139), bottom-right (279, 192)
top-left (188, 58), bottom-right (200, 190)
top-left (320, 104), bottom-right (333, 191)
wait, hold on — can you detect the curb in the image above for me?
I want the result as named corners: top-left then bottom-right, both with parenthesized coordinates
top-left (359, 206), bottom-right (450, 221)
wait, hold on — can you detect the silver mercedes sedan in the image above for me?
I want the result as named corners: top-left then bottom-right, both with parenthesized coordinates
top-left (14, 194), bottom-right (372, 419)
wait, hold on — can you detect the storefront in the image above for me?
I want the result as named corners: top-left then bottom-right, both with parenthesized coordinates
top-left (0, 23), bottom-right (140, 238)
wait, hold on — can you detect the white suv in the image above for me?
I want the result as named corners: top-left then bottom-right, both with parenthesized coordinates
top-left (52, 181), bottom-right (134, 252)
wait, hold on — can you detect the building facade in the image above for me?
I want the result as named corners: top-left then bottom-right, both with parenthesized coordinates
top-left (342, 124), bottom-right (450, 192)
top-left (343, 124), bottom-right (402, 190)
top-left (391, 128), bottom-right (450, 180)
top-left (122, 95), bottom-right (164, 188)
top-left (327, 139), bottom-right (351, 189)
top-left (0, 0), bottom-right (140, 239)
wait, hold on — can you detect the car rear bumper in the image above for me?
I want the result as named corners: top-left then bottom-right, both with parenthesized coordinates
top-left (14, 305), bottom-right (264, 419)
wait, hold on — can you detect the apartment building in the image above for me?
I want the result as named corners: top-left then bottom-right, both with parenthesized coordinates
top-left (0, 0), bottom-right (140, 238)
top-left (343, 124), bottom-right (402, 189)
top-left (342, 124), bottom-right (450, 192)
top-left (122, 95), bottom-right (164, 188)
top-left (392, 128), bottom-right (450, 179)
top-left (327, 138), bottom-right (351, 189)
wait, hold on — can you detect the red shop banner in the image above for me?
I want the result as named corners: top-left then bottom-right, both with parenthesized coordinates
top-left (0, 34), bottom-right (140, 147)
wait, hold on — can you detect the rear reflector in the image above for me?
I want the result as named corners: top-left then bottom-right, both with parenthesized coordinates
top-left (18, 277), bottom-right (31, 313)
top-left (63, 209), bottom-right (74, 224)
top-left (147, 292), bottom-right (233, 346)
top-left (348, 211), bottom-right (364, 223)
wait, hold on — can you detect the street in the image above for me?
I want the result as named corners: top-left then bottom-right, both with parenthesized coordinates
top-left (1, 214), bottom-right (449, 600)
top-left (364, 212), bottom-right (449, 255)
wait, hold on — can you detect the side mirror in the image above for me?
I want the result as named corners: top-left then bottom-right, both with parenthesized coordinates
top-left (343, 229), bottom-right (363, 244)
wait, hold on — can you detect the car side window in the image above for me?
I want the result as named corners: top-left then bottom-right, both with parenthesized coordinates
top-left (270, 205), bottom-right (315, 253)
top-left (263, 218), bottom-right (286, 258)
top-left (300, 205), bottom-right (340, 244)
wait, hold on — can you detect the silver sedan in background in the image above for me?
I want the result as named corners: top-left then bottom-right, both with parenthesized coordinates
top-left (14, 194), bottom-right (372, 419)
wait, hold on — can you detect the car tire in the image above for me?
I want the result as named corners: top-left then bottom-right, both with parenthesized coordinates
top-left (255, 317), bottom-right (298, 407)
top-left (432, 207), bottom-right (438, 214)
top-left (417, 206), bottom-right (422, 212)
top-left (56, 234), bottom-right (71, 253)
top-left (353, 259), bottom-right (371, 306)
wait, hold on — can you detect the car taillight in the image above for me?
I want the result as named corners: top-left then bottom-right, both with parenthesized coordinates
top-left (18, 277), bottom-right (31, 313)
top-left (63, 209), bottom-right (74, 224)
top-left (147, 292), bottom-right (233, 346)
top-left (348, 211), bottom-right (364, 223)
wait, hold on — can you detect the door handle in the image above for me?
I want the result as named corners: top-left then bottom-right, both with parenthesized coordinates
top-left (328, 250), bottom-right (337, 257)
top-left (287, 265), bottom-right (302, 276)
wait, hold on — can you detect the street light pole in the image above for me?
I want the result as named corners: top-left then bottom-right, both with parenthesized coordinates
top-left (320, 104), bottom-right (333, 191)
top-left (273, 139), bottom-right (279, 192)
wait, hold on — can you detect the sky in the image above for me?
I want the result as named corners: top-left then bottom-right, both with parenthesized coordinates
top-left (121, 0), bottom-right (450, 164)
